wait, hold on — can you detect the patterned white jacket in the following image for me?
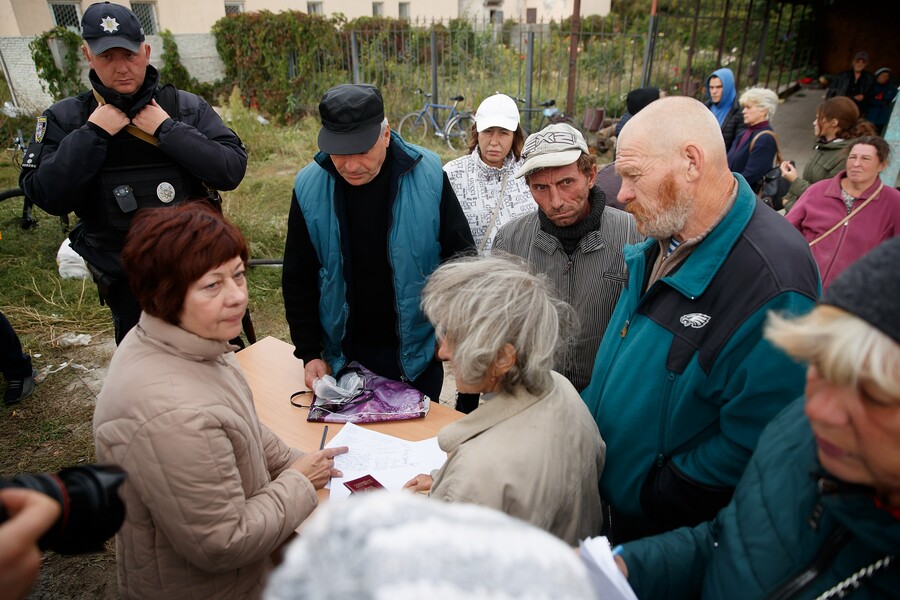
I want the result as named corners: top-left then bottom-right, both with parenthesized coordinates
top-left (443, 149), bottom-right (535, 253)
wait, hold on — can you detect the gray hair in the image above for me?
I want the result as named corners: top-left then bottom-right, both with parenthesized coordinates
top-left (380, 117), bottom-right (389, 135)
top-left (739, 87), bottom-right (779, 120)
top-left (422, 255), bottom-right (576, 396)
top-left (264, 492), bottom-right (594, 600)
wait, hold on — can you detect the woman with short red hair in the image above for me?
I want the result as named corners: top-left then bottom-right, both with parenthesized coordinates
top-left (93, 202), bottom-right (347, 599)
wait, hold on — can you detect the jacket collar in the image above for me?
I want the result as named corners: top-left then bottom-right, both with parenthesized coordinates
top-left (471, 148), bottom-right (519, 179)
top-left (90, 65), bottom-right (159, 120)
top-left (626, 174), bottom-right (754, 299)
top-left (438, 376), bottom-right (558, 452)
top-left (135, 313), bottom-right (237, 362)
top-left (824, 170), bottom-right (885, 201)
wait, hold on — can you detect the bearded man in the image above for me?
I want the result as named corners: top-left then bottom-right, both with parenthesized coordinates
top-left (581, 96), bottom-right (820, 543)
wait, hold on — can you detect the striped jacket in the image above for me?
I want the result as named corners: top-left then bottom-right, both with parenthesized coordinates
top-left (493, 196), bottom-right (642, 390)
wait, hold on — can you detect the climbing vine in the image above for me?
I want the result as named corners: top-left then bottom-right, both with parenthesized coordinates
top-left (212, 11), bottom-right (342, 119)
top-left (29, 26), bottom-right (84, 100)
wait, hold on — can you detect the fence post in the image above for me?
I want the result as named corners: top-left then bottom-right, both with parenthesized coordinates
top-left (525, 30), bottom-right (535, 133)
top-left (565, 0), bottom-right (581, 116)
top-left (640, 0), bottom-right (659, 87)
top-left (350, 31), bottom-right (360, 84)
top-left (754, 0), bottom-right (772, 86)
top-left (682, 0), bottom-right (702, 96)
top-left (431, 28), bottom-right (439, 123)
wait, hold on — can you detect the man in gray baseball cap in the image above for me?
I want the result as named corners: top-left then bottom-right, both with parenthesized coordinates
top-left (20, 1), bottom-right (247, 345)
top-left (493, 123), bottom-right (641, 391)
top-left (283, 84), bottom-right (474, 402)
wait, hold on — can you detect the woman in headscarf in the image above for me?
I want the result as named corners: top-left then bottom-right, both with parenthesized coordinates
top-left (705, 67), bottom-right (744, 151)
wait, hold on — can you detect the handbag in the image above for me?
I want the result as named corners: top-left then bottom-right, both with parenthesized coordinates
top-left (292, 361), bottom-right (430, 424)
top-left (748, 130), bottom-right (789, 211)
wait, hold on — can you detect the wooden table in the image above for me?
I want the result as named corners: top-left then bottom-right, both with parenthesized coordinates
top-left (236, 335), bottom-right (462, 463)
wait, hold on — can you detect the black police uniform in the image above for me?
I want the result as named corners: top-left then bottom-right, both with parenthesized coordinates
top-left (20, 65), bottom-right (247, 343)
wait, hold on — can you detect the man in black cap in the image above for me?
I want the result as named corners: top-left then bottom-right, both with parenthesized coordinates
top-left (283, 84), bottom-right (474, 401)
top-left (826, 51), bottom-right (876, 114)
top-left (20, 1), bottom-right (247, 344)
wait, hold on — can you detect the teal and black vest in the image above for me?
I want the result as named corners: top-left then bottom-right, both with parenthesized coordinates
top-left (293, 133), bottom-right (442, 380)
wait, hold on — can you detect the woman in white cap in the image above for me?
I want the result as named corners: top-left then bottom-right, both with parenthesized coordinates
top-left (443, 93), bottom-right (534, 255)
top-left (443, 94), bottom-right (537, 413)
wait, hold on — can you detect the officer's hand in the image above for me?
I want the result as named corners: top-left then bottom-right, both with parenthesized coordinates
top-left (88, 104), bottom-right (129, 136)
top-left (304, 359), bottom-right (331, 391)
top-left (132, 100), bottom-right (171, 136)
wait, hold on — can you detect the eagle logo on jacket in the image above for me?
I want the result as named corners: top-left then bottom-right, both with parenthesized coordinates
top-left (680, 313), bottom-right (711, 329)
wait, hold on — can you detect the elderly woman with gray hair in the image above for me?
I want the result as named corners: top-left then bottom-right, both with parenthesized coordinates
top-left (727, 86), bottom-right (780, 190)
top-left (403, 255), bottom-right (605, 544)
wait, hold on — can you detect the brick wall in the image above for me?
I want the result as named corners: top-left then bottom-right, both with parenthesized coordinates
top-left (0, 33), bottom-right (226, 114)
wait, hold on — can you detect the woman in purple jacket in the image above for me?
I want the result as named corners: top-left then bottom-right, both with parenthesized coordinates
top-left (787, 136), bottom-right (900, 290)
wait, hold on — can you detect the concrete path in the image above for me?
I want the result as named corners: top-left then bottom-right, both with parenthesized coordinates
top-left (770, 87), bottom-right (827, 174)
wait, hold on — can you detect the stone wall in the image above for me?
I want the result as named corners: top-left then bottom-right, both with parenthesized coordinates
top-left (0, 33), bottom-right (226, 114)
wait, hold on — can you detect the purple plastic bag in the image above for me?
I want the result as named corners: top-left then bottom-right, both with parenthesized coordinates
top-left (306, 362), bottom-right (430, 424)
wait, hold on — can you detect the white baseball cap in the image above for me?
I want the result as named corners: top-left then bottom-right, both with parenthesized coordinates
top-left (514, 123), bottom-right (589, 179)
top-left (474, 94), bottom-right (520, 132)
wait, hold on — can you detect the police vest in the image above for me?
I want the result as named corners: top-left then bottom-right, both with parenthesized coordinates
top-left (87, 84), bottom-right (208, 253)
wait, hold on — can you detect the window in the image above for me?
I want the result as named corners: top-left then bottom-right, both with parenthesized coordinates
top-left (489, 9), bottom-right (503, 24)
top-left (224, 2), bottom-right (244, 16)
top-left (526, 8), bottom-right (537, 23)
top-left (398, 2), bottom-right (410, 20)
top-left (49, 2), bottom-right (81, 30)
top-left (372, 2), bottom-right (384, 17)
top-left (307, 2), bottom-right (323, 15)
top-left (130, 2), bottom-right (158, 35)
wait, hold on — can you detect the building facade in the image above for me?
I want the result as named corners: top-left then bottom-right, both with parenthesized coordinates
top-left (1, 0), bottom-right (610, 36)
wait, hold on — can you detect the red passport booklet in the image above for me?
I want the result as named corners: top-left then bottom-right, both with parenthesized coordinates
top-left (343, 474), bottom-right (386, 494)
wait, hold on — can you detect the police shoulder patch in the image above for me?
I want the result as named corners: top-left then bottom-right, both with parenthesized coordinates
top-left (34, 116), bottom-right (47, 143)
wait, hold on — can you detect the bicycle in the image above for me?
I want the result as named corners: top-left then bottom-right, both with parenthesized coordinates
top-left (0, 128), bottom-right (69, 232)
top-left (513, 97), bottom-right (578, 135)
top-left (397, 89), bottom-right (475, 152)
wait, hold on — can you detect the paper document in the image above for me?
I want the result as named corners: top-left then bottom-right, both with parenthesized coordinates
top-left (325, 422), bottom-right (447, 500)
top-left (579, 536), bottom-right (639, 600)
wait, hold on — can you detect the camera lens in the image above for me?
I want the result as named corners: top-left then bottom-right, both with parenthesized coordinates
top-left (0, 465), bottom-right (125, 554)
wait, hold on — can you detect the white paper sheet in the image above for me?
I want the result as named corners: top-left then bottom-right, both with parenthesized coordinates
top-left (324, 422), bottom-right (447, 500)
top-left (579, 536), bottom-right (639, 600)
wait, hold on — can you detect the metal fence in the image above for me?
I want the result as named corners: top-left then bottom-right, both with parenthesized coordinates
top-left (287, 0), bottom-right (817, 128)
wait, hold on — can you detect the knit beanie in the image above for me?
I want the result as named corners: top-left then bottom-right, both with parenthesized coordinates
top-left (821, 238), bottom-right (900, 345)
top-left (264, 492), bottom-right (594, 600)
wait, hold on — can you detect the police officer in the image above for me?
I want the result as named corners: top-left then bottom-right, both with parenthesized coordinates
top-left (20, 2), bottom-right (247, 344)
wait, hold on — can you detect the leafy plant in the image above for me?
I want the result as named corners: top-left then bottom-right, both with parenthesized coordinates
top-left (28, 26), bottom-right (84, 101)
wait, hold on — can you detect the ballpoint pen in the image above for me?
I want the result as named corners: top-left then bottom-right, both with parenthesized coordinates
top-left (319, 425), bottom-right (329, 450)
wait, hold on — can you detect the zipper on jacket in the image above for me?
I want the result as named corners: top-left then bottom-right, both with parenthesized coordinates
top-left (765, 526), bottom-right (852, 600)
top-left (655, 372), bottom-right (676, 467)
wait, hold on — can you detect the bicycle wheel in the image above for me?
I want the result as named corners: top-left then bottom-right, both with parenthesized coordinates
top-left (0, 187), bottom-right (25, 203)
top-left (398, 112), bottom-right (430, 146)
top-left (445, 113), bottom-right (475, 152)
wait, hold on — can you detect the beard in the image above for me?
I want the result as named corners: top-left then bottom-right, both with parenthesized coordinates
top-left (627, 172), bottom-right (692, 240)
